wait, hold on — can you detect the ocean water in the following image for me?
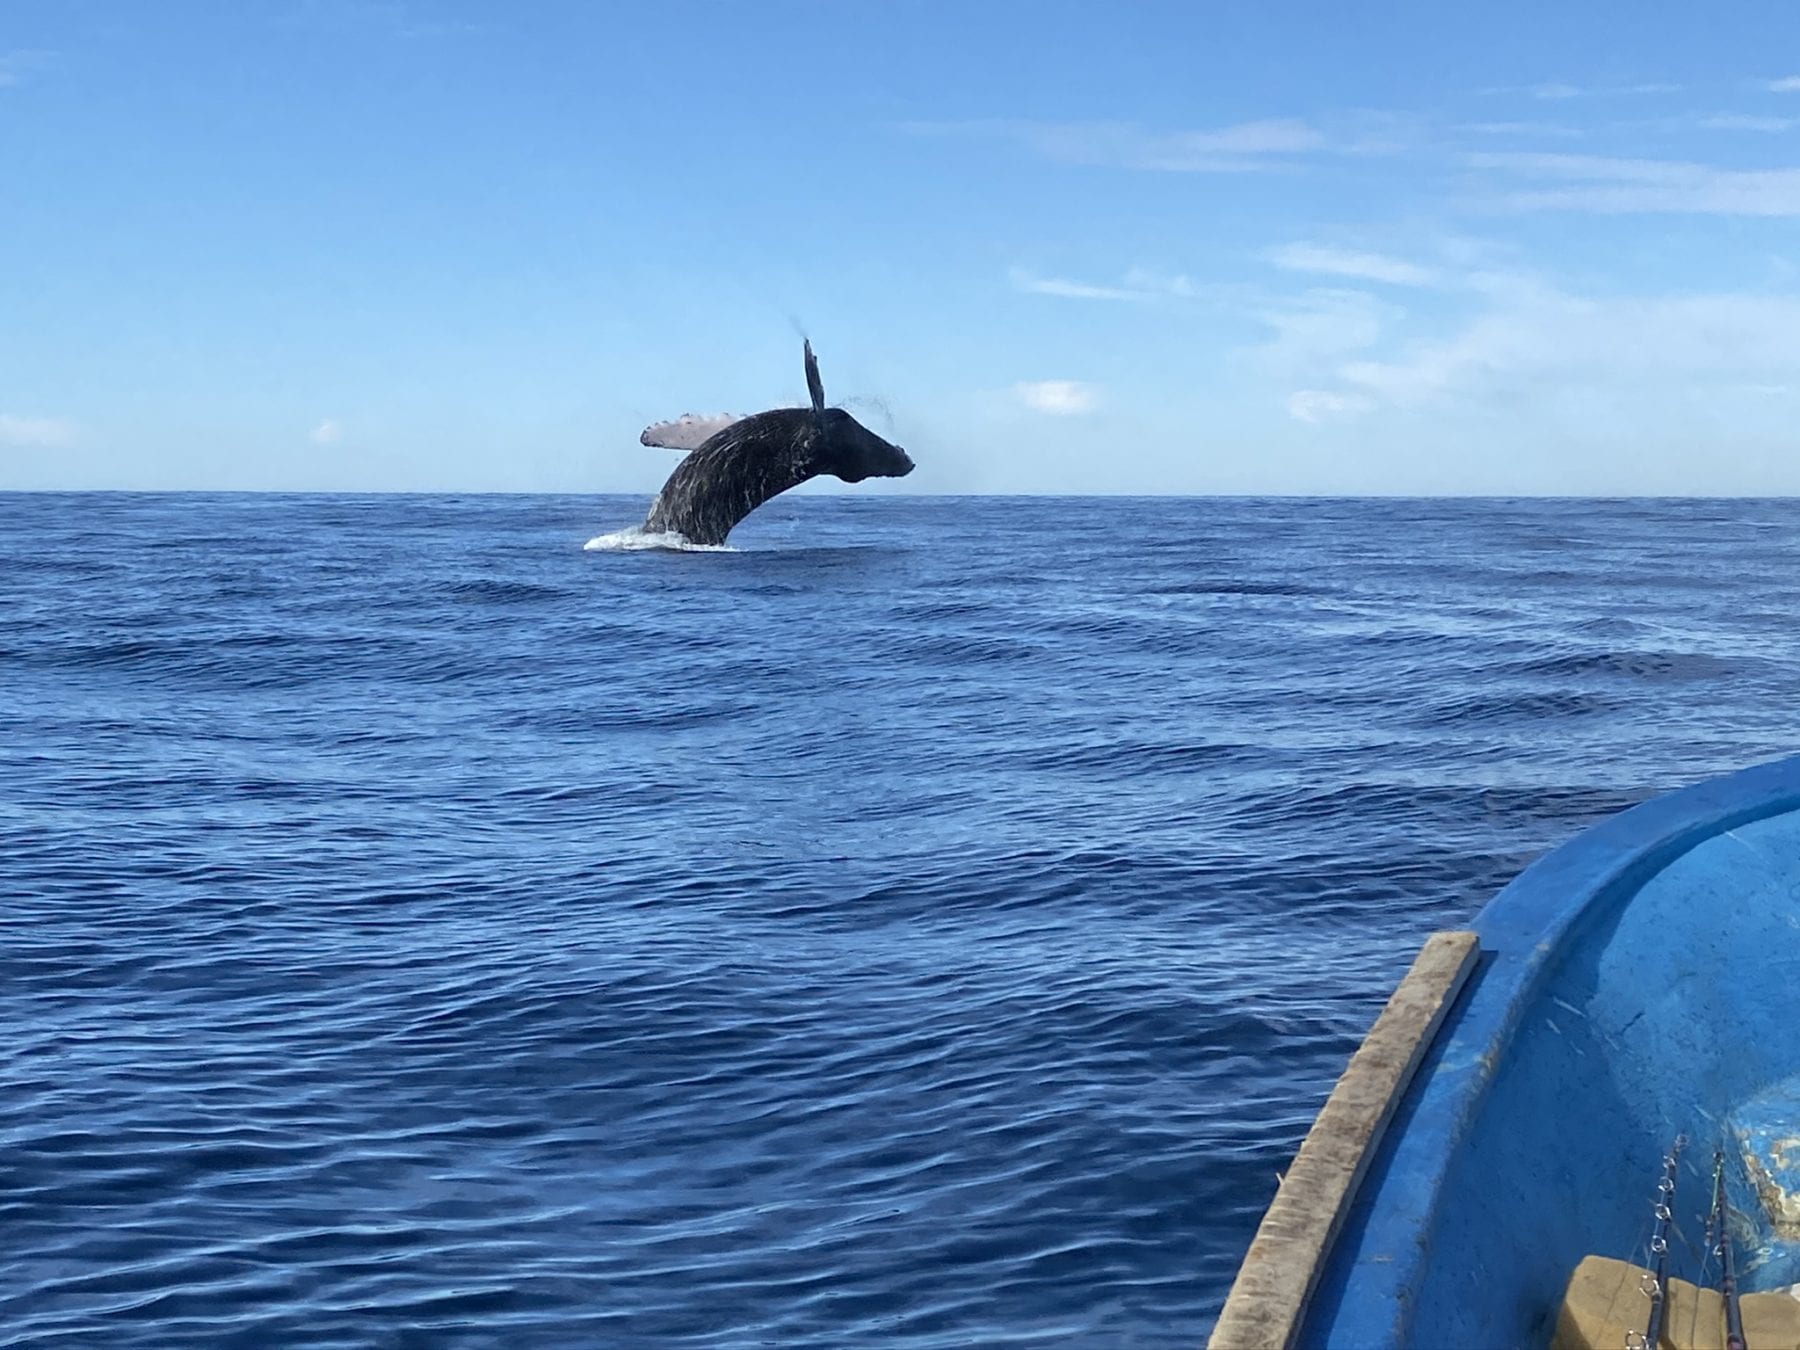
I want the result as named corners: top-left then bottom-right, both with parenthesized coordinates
top-left (5, 492), bottom-right (1798, 1349)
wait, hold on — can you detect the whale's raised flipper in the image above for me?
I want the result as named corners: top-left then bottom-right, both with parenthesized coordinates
top-left (640, 414), bottom-right (747, 451)
top-left (634, 342), bottom-right (914, 547)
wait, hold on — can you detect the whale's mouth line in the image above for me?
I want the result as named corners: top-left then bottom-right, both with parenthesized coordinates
top-left (835, 454), bottom-right (912, 485)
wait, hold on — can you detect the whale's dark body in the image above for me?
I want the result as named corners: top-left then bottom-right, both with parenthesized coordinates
top-left (636, 343), bottom-right (913, 547)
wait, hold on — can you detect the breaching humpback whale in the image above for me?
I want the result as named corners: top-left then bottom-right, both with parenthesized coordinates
top-left (635, 342), bottom-right (913, 546)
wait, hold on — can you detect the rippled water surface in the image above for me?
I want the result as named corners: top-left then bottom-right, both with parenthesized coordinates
top-left (5, 493), bottom-right (1799, 1348)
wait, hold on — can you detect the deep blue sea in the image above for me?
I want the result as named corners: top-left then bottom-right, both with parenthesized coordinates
top-left (5, 492), bottom-right (1798, 1348)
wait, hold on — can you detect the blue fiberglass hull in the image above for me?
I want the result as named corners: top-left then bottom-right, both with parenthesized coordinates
top-left (1294, 753), bottom-right (1800, 1349)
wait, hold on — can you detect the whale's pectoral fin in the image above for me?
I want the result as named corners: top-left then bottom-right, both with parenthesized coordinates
top-left (804, 340), bottom-right (825, 415)
top-left (639, 413), bottom-right (746, 451)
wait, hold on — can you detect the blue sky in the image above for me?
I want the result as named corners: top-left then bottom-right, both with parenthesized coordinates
top-left (10, 2), bottom-right (1800, 494)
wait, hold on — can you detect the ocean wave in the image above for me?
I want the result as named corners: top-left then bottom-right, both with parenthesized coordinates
top-left (582, 528), bottom-right (736, 553)
top-left (6, 492), bottom-right (1800, 1347)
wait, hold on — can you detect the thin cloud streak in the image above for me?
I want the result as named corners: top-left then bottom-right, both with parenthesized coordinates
top-left (1483, 80), bottom-right (1683, 100)
top-left (0, 415), bottom-right (78, 447)
top-left (1285, 286), bottom-right (1800, 421)
top-left (1458, 120), bottom-right (1586, 139)
top-left (1248, 289), bottom-right (1394, 376)
top-left (1698, 113), bottom-right (1799, 132)
top-left (1267, 244), bottom-right (1437, 287)
top-left (1009, 266), bottom-right (1199, 302)
top-left (275, 1), bottom-right (488, 39)
top-left (1009, 270), bottom-right (1143, 302)
top-left (0, 49), bottom-right (53, 88)
top-left (1288, 390), bottom-right (1376, 422)
top-left (1467, 150), bottom-right (1800, 216)
top-left (1467, 151), bottom-right (1697, 180)
top-left (901, 117), bottom-right (1324, 171)
top-left (1014, 380), bottom-right (1100, 415)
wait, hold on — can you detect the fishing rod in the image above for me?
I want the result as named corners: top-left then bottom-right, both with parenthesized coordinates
top-left (1709, 1148), bottom-right (1748, 1350)
top-left (1631, 1134), bottom-right (1686, 1350)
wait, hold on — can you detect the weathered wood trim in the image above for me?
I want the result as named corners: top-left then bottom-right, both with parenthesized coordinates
top-left (1207, 929), bottom-right (1481, 1350)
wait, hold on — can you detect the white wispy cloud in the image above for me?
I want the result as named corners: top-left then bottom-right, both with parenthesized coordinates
top-left (1467, 150), bottom-right (1800, 215)
top-left (0, 415), bottom-right (78, 447)
top-left (310, 419), bottom-right (344, 444)
top-left (1487, 80), bottom-right (1683, 100)
top-left (1461, 109), bottom-right (1790, 140)
top-left (1008, 266), bottom-right (1198, 302)
top-left (1119, 268), bottom-right (1200, 298)
top-left (276, 2), bottom-right (486, 39)
top-left (1459, 120), bottom-right (1586, 139)
top-left (1284, 284), bottom-right (1800, 423)
top-left (1009, 270), bottom-right (1141, 302)
top-left (1698, 113), bottom-right (1799, 132)
top-left (396, 18), bottom-right (486, 37)
top-left (1287, 390), bottom-right (1377, 423)
top-left (1333, 110), bottom-right (1432, 157)
top-left (1267, 243), bottom-right (1437, 287)
top-left (1014, 381), bottom-right (1100, 415)
top-left (1767, 76), bottom-right (1800, 92)
top-left (1249, 289), bottom-right (1395, 375)
top-left (0, 49), bottom-right (52, 88)
top-left (902, 117), bottom-right (1324, 171)
top-left (1468, 151), bottom-right (1681, 178)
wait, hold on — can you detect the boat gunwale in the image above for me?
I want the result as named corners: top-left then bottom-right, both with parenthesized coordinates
top-left (1298, 752), bottom-right (1800, 1347)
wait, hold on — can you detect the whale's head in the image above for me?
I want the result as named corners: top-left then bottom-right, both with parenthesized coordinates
top-left (814, 408), bottom-right (914, 484)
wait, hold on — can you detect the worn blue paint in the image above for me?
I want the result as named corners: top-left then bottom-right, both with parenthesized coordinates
top-left (1297, 753), bottom-right (1800, 1349)
top-left (1737, 1080), bottom-right (1800, 1241)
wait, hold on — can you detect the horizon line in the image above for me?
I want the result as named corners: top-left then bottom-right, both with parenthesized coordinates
top-left (4, 488), bottom-right (1797, 502)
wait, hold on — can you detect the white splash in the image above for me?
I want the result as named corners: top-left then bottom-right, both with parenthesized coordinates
top-left (582, 528), bottom-right (736, 553)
